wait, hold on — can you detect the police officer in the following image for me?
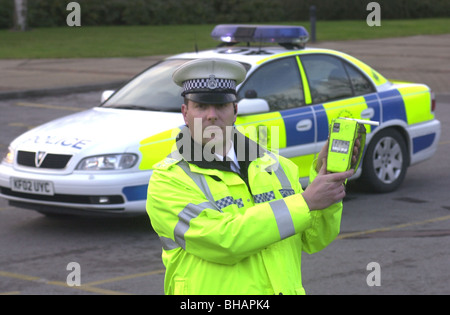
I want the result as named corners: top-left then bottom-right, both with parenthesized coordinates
top-left (146, 58), bottom-right (356, 295)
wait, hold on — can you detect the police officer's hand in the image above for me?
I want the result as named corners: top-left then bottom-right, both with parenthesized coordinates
top-left (315, 138), bottom-right (361, 173)
top-left (315, 141), bottom-right (329, 172)
top-left (350, 137), bottom-right (361, 168)
top-left (302, 158), bottom-right (354, 211)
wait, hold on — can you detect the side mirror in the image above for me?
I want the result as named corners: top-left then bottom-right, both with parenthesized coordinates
top-left (101, 90), bottom-right (115, 103)
top-left (237, 98), bottom-right (270, 116)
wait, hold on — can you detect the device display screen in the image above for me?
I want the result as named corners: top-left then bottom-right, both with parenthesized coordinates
top-left (331, 139), bottom-right (350, 154)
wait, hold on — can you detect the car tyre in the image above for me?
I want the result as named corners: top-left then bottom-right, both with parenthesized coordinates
top-left (359, 128), bottom-right (409, 193)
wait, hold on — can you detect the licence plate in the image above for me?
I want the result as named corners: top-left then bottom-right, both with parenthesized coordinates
top-left (10, 177), bottom-right (55, 196)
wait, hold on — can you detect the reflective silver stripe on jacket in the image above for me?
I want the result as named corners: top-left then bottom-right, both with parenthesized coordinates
top-left (160, 236), bottom-right (180, 251)
top-left (269, 199), bottom-right (296, 240)
top-left (159, 201), bottom-right (216, 251)
top-left (159, 159), bottom-right (221, 250)
top-left (254, 152), bottom-right (295, 201)
top-left (174, 201), bottom-right (214, 249)
top-left (259, 153), bottom-right (296, 239)
top-left (177, 160), bottom-right (221, 212)
top-left (178, 160), bottom-right (244, 211)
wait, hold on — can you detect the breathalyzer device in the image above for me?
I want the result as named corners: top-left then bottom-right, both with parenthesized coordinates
top-left (327, 118), bottom-right (380, 173)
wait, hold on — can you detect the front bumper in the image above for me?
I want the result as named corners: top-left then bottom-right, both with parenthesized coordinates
top-left (0, 164), bottom-right (152, 216)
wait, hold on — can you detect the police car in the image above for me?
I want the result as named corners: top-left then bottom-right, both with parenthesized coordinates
top-left (0, 25), bottom-right (441, 216)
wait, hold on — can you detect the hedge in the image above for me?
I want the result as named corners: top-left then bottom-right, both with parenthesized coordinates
top-left (1, 0), bottom-right (449, 29)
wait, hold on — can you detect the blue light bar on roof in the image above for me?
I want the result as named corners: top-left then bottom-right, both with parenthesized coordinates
top-left (211, 24), bottom-right (309, 47)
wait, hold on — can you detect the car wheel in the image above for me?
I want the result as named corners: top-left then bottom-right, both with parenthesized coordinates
top-left (359, 128), bottom-right (409, 193)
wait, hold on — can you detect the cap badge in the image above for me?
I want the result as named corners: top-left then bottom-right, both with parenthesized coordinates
top-left (207, 75), bottom-right (218, 90)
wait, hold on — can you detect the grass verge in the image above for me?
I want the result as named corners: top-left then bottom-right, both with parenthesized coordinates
top-left (0, 18), bottom-right (448, 59)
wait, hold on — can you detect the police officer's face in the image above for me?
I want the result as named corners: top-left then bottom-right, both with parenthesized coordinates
top-left (182, 100), bottom-right (237, 147)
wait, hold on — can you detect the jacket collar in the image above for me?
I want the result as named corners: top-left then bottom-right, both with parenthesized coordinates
top-left (175, 125), bottom-right (267, 173)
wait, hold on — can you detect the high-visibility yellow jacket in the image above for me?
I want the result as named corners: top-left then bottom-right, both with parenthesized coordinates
top-left (146, 129), bottom-right (342, 295)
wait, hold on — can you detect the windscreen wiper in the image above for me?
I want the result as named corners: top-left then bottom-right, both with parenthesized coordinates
top-left (106, 105), bottom-right (162, 111)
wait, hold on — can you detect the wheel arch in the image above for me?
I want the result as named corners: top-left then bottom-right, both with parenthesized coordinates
top-left (357, 123), bottom-right (411, 192)
top-left (365, 123), bottom-right (411, 167)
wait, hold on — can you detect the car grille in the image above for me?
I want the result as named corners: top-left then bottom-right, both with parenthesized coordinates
top-left (17, 151), bottom-right (72, 169)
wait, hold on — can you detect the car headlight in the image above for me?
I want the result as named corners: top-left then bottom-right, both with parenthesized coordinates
top-left (2, 147), bottom-right (15, 164)
top-left (76, 154), bottom-right (138, 171)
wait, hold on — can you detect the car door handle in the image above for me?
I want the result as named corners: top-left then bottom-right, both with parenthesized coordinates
top-left (296, 119), bottom-right (313, 132)
top-left (361, 108), bottom-right (375, 120)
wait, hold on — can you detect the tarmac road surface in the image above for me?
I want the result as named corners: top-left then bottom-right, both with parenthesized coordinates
top-left (0, 91), bottom-right (449, 295)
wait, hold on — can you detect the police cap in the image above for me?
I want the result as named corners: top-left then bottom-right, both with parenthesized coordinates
top-left (173, 58), bottom-right (247, 104)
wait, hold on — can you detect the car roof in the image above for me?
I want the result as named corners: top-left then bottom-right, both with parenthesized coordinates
top-left (167, 46), bottom-right (330, 67)
top-left (167, 45), bottom-right (388, 88)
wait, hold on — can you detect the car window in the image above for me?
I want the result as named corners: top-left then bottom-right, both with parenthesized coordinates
top-left (301, 54), bottom-right (353, 104)
top-left (237, 57), bottom-right (304, 111)
top-left (102, 59), bottom-right (188, 112)
top-left (102, 59), bottom-right (252, 112)
top-left (344, 62), bottom-right (375, 96)
top-left (301, 54), bottom-right (375, 104)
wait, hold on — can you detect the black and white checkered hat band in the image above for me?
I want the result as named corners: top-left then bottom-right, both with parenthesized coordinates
top-left (183, 75), bottom-right (236, 93)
